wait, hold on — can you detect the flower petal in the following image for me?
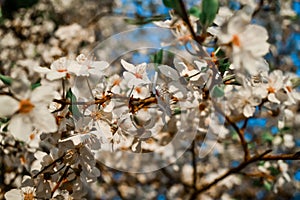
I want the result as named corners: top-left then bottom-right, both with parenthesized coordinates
top-left (4, 189), bottom-right (23, 200)
top-left (121, 59), bottom-right (135, 72)
top-left (8, 114), bottom-right (33, 141)
top-left (46, 71), bottom-right (66, 81)
top-left (243, 104), bottom-right (255, 117)
top-left (0, 96), bottom-right (19, 117)
top-left (31, 86), bottom-right (55, 104)
top-left (31, 108), bottom-right (57, 133)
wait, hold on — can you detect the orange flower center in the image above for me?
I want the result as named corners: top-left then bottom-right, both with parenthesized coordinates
top-left (135, 87), bottom-right (142, 94)
top-left (232, 34), bottom-right (241, 47)
top-left (19, 99), bottom-right (34, 113)
top-left (24, 191), bottom-right (34, 200)
top-left (267, 87), bottom-right (276, 93)
top-left (134, 72), bottom-right (143, 79)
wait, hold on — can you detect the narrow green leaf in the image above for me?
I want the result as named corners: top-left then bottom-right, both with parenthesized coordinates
top-left (31, 82), bottom-right (41, 90)
top-left (153, 49), bottom-right (163, 64)
top-left (199, 0), bottom-right (219, 29)
top-left (0, 74), bottom-right (13, 85)
top-left (66, 89), bottom-right (82, 119)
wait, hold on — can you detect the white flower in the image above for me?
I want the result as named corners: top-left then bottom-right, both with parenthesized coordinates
top-left (282, 74), bottom-right (300, 105)
top-left (174, 58), bottom-right (208, 82)
top-left (217, 12), bottom-right (270, 75)
top-left (265, 70), bottom-right (287, 104)
top-left (0, 86), bottom-right (57, 141)
top-left (75, 53), bottom-right (109, 77)
top-left (121, 59), bottom-right (151, 87)
top-left (5, 186), bottom-right (35, 200)
top-left (34, 57), bottom-right (79, 81)
top-left (264, 103), bottom-right (294, 129)
top-left (226, 84), bottom-right (262, 117)
top-left (158, 64), bottom-right (187, 98)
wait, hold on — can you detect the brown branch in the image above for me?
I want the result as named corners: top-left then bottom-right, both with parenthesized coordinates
top-left (177, 0), bottom-right (222, 91)
top-left (191, 150), bottom-right (300, 197)
top-left (194, 149), bottom-right (272, 195)
top-left (51, 165), bottom-right (70, 197)
top-left (212, 100), bottom-right (250, 161)
top-left (192, 140), bottom-right (197, 189)
top-left (261, 151), bottom-right (300, 161)
top-left (226, 115), bottom-right (250, 161)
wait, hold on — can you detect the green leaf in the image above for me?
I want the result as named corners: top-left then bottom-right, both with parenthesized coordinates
top-left (162, 0), bottom-right (185, 20)
top-left (189, 6), bottom-right (201, 18)
top-left (150, 49), bottom-right (164, 71)
top-left (211, 85), bottom-right (224, 98)
top-left (153, 49), bottom-right (163, 64)
top-left (263, 181), bottom-right (272, 191)
top-left (262, 132), bottom-right (274, 143)
top-left (66, 89), bottom-right (82, 119)
top-left (31, 82), bottom-right (41, 90)
top-left (258, 161), bottom-right (265, 166)
top-left (0, 74), bottom-right (13, 85)
top-left (173, 107), bottom-right (181, 115)
top-left (268, 166), bottom-right (280, 176)
top-left (162, 0), bottom-right (173, 8)
top-left (199, 0), bottom-right (219, 29)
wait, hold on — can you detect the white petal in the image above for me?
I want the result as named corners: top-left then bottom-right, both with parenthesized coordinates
top-left (31, 86), bottom-right (55, 104)
top-left (103, 101), bottom-right (114, 112)
top-left (121, 59), bottom-right (135, 72)
top-left (243, 104), bottom-right (255, 117)
top-left (123, 72), bottom-right (146, 87)
top-left (252, 86), bottom-right (268, 98)
top-left (33, 66), bottom-right (51, 74)
top-left (0, 96), bottom-right (19, 117)
top-left (268, 93), bottom-right (280, 104)
top-left (4, 189), bottom-right (23, 200)
top-left (46, 71), bottom-right (66, 81)
top-left (8, 115), bottom-right (33, 141)
top-left (158, 65), bottom-right (179, 80)
top-left (67, 61), bottom-right (83, 76)
top-left (31, 108), bottom-right (57, 133)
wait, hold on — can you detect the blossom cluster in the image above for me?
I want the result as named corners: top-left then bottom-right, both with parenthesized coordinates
top-left (0, 0), bottom-right (300, 199)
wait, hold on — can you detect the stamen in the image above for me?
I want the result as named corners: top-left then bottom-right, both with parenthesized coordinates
top-left (232, 34), bottom-right (241, 47)
top-left (19, 99), bottom-right (34, 113)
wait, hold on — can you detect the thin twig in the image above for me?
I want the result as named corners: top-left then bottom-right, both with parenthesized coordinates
top-left (51, 165), bottom-right (70, 197)
top-left (191, 140), bottom-right (197, 189)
